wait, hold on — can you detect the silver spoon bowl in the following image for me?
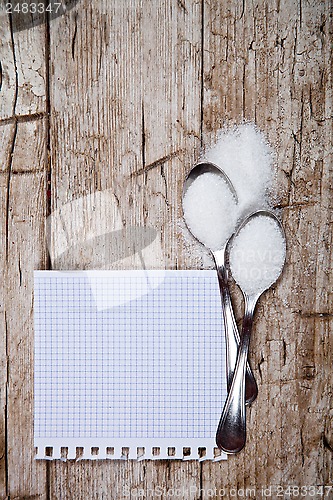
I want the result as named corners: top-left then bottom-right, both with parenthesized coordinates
top-left (182, 161), bottom-right (258, 405)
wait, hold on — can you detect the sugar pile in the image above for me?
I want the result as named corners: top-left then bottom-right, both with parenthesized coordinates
top-left (204, 123), bottom-right (275, 215)
top-left (229, 216), bottom-right (286, 296)
top-left (182, 172), bottom-right (238, 251)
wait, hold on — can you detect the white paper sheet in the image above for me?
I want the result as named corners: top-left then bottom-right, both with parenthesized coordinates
top-left (34, 270), bottom-right (227, 460)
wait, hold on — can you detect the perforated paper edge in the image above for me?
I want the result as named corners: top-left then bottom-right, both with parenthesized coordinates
top-left (34, 438), bottom-right (227, 461)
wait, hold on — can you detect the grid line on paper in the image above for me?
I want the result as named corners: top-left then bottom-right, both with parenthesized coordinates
top-left (34, 271), bottom-right (227, 441)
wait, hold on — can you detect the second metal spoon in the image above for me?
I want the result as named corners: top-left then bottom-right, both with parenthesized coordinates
top-left (215, 210), bottom-right (286, 453)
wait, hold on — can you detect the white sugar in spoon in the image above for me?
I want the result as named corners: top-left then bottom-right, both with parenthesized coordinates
top-left (216, 210), bottom-right (286, 453)
top-left (182, 162), bottom-right (258, 405)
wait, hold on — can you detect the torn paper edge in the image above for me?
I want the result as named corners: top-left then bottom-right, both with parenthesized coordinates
top-left (34, 438), bottom-right (227, 461)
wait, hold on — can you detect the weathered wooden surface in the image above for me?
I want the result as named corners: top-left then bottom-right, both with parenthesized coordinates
top-left (1, 0), bottom-right (332, 499)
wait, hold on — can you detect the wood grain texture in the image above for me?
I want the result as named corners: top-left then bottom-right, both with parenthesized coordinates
top-left (1, 0), bottom-right (332, 498)
top-left (1, 120), bottom-right (48, 498)
top-left (0, 8), bottom-right (48, 498)
top-left (0, 11), bottom-right (46, 119)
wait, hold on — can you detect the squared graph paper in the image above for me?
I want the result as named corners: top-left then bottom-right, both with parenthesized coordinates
top-left (34, 270), bottom-right (227, 460)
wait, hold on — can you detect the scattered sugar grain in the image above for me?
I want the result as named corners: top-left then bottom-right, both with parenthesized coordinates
top-left (229, 216), bottom-right (286, 295)
top-left (182, 172), bottom-right (238, 251)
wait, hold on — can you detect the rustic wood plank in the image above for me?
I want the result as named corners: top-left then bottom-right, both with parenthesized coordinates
top-left (48, 0), bottom-right (203, 497)
top-left (201, 0), bottom-right (332, 495)
top-left (0, 123), bottom-right (15, 500)
top-left (2, 119), bottom-right (48, 498)
top-left (0, 10), bottom-right (46, 120)
top-left (1, 5), bottom-right (48, 497)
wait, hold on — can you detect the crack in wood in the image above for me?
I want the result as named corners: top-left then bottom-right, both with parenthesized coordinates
top-left (258, 355), bottom-right (265, 382)
top-left (0, 112), bottom-right (47, 127)
top-left (141, 100), bottom-right (146, 171)
top-left (240, 0), bottom-right (245, 20)
top-left (300, 425), bottom-right (305, 466)
top-left (242, 63), bottom-right (246, 118)
top-left (177, 0), bottom-right (188, 14)
top-left (323, 434), bottom-right (333, 453)
top-left (18, 253), bottom-right (22, 287)
top-left (291, 23), bottom-right (298, 82)
top-left (133, 150), bottom-right (183, 176)
top-left (288, 128), bottom-right (300, 206)
top-left (160, 164), bottom-right (170, 208)
top-left (5, 121), bottom-right (17, 261)
top-left (282, 339), bottom-right (287, 366)
top-left (72, 14), bottom-right (78, 61)
top-left (275, 200), bottom-right (317, 210)
top-left (293, 310), bottom-right (332, 318)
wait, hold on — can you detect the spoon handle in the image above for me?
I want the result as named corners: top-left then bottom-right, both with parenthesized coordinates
top-left (215, 294), bottom-right (257, 453)
top-left (214, 254), bottom-right (258, 405)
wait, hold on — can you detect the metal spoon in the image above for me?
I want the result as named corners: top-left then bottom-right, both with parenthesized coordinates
top-left (215, 210), bottom-right (286, 453)
top-left (182, 161), bottom-right (258, 405)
